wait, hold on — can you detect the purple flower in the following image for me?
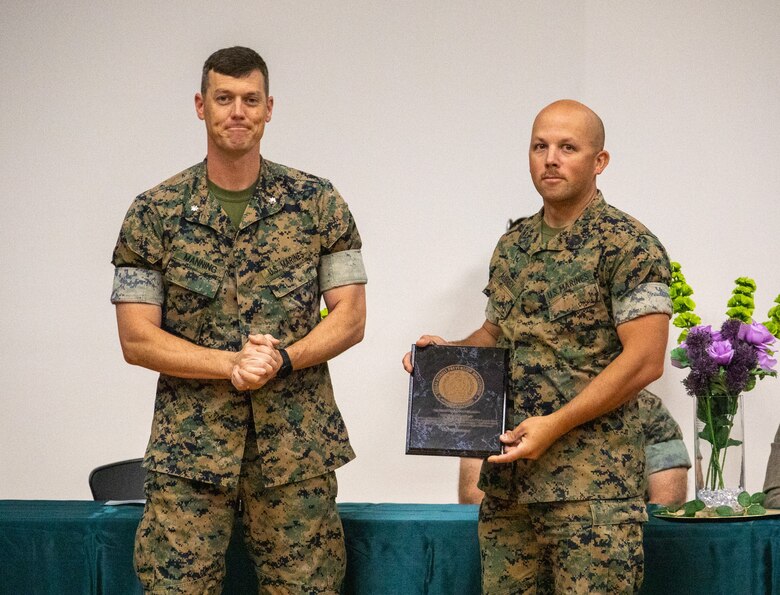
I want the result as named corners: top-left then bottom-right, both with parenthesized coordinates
top-left (757, 346), bottom-right (778, 372)
top-left (725, 342), bottom-right (758, 394)
top-left (720, 319), bottom-right (742, 341)
top-left (738, 321), bottom-right (776, 348)
top-left (686, 326), bottom-right (714, 350)
top-left (683, 329), bottom-right (719, 396)
top-left (707, 340), bottom-right (735, 365)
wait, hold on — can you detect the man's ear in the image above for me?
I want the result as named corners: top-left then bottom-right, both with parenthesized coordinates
top-left (595, 150), bottom-right (610, 175)
top-left (194, 93), bottom-right (205, 121)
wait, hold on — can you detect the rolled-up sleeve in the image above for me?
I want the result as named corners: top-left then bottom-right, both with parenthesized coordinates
top-left (316, 180), bottom-right (366, 291)
top-left (111, 267), bottom-right (164, 305)
top-left (646, 439), bottom-right (691, 475)
top-left (319, 249), bottom-right (367, 292)
top-left (111, 195), bottom-right (164, 304)
top-left (611, 234), bottom-right (672, 325)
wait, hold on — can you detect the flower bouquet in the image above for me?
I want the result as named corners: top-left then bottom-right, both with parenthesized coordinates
top-left (669, 263), bottom-right (779, 509)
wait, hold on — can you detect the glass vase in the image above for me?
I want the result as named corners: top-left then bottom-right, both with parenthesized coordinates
top-left (693, 394), bottom-right (745, 509)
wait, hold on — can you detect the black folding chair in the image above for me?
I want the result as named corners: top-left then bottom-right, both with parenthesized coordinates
top-left (88, 458), bottom-right (147, 500)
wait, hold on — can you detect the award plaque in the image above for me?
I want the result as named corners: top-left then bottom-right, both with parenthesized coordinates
top-left (406, 344), bottom-right (509, 457)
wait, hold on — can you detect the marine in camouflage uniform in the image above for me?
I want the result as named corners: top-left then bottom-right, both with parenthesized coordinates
top-left (112, 47), bottom-right (366, 594)
top-left (404, 100), bottom-right (672, 594)
top-left (478, 191), bottom-right (671, 593)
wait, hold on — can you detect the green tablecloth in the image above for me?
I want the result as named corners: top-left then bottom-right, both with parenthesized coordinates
top-left (641, 509), bottom-right (780, 594)
top-left (1, 500), bottom-right (778, 594)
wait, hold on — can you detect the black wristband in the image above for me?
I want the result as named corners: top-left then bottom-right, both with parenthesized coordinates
top-left (277, 348), bottom-right (293, 379)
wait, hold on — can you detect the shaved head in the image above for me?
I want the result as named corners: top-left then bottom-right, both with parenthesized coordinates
top-left (528, 99), bottom-right (610, 224)
top-left (533, 100), bottom-right (605, 151)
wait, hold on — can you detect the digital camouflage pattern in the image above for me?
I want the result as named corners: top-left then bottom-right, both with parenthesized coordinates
top-left (135, 458), bottom-right (345, 593)
top-left (638, 389), bottom-right (691, 476)
top-left (479, 192), bottom-right (672, 503)
top-left (112, 159), bottom-right (366, 489)
top-left (479, 496), bottom-right (645, 594)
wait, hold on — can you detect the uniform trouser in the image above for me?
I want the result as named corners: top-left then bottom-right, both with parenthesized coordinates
top-left (133, 427), bottom-right (346, 594)
top-left (478, 494), bottom-right (646, 594)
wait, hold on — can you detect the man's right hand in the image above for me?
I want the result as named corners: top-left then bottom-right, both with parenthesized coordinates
top-left (231, 334), bottom-right (282, 391)
top-left (402, 334), bottom-right (447, 373)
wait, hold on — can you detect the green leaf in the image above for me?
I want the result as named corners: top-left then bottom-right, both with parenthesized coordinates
top-left (697, 430), bottom-right (715, 444)
top-left (683, 501), bottom-right (700, 516)
top-left (746, 504), bottom-right (766, 516)
top-left (750, 492), bottom-right (766, 505)
top-left (670, 347), bottom-right (689, 367)
top-left (693, 499), bottom-right (705, 512)
top-left (715, 506), bottom-right (735, 517)
top-left (737, 492), bottom-right (751, 507)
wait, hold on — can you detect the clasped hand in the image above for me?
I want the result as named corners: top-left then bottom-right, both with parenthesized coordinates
top-left (231, 334), bottom-right (283, 391)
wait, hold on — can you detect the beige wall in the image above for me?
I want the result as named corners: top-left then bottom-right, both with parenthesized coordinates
top-left (2, 0), bottom-right (779, 502)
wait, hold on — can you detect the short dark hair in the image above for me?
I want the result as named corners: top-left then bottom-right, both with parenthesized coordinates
top-left (201, 46), bottom-right (269, 96)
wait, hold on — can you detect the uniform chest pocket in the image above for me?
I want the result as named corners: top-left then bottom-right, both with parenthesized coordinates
top-left (486, 276), bottom-right (520, 320)
top-left (547, 282), bottom-right (601, 322)
top-left (266, 259), bottom-right (319, 317)
top-left (163, 255), bottom-right (225, 341)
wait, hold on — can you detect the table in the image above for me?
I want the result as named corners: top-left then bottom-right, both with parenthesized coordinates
top-left (1, 501), bottom-right (778, 594)
top-left (0, 501), bottom-right (479, 595)
top-left (640, 509), bottom-right (780, 594)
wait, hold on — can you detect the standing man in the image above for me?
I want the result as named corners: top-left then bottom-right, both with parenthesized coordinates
top-left (112, 46), bottom-right (367, 594)
top-left (403, 100), bottom-right (671, 593)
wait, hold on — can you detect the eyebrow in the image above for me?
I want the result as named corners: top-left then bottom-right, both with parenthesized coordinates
top-left (531, 136), bottom-right (578, 145)
top-left (212, 88), bottom-right (261, 97)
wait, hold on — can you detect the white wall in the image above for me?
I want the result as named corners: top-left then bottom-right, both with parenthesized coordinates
top-left (2, 0), bottom-right (779, 503)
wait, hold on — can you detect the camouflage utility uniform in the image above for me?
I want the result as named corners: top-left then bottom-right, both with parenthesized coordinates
top-left (111, 159), bottom-right (366, 594)
top-left (763, 424), bottom-right (780, 508)
top-left (478, 192), bottom-right (671, 594)
top-left (638, 390), bottom-right (690, 479)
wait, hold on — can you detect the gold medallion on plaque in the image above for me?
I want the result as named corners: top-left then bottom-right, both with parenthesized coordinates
top-left (432, 365), bottom-right (485, 409)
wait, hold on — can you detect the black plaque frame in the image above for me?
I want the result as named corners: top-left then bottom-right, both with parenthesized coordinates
top-left (406, 344), bottom-right (508, 457)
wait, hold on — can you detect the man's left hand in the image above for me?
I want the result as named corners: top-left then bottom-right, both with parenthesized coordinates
top-left (486, 415), bottom-right (562, 464)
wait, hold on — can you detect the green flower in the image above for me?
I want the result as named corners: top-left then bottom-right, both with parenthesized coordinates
top-left (669, 262), bottom-right (700, 342)
top-left (763, 295), bottom-right (780, 339)
top-left (726, 278), bottom-right (757, 323)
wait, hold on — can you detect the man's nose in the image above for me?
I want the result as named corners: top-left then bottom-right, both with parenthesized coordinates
top-left (230, 99), bottom-right (246, 118)
top-left (545, 147), bottom-right (558, 165)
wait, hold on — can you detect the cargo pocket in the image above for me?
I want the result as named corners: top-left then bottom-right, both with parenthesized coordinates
top-left (588, 499), bottom-right (646, 591)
